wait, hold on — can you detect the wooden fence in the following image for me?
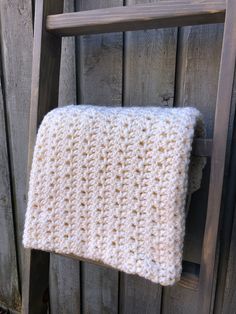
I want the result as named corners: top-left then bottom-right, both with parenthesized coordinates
top-left (0, 0), bottom-right (236, 313)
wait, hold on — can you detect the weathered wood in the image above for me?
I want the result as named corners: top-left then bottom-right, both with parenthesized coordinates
top-left (162, 287), bottom-right (198, 314)
top-left (50, 256), bottom-right (81, 314)
top-left (0, 53), bottom-right (21, 312)
top-left (47, 1), bottom-right (225, 36)
top-left (220, 204), bottom-right (236, 314)
top-left (175, 25), bottom-right (224, 137)
top-left (175, 22), bottom-right (223, 264)
top-left (119, 274), bottom-right (161, 314)
top-left (49, 0), bottom-right (80, 313)
top-left (76, 0), bottom-right (122, 312)
top-left (162, 17), bottom-right (223, 314)
top-left (123, 0), bottom-right (177, 107)
top-left (0, 0), bottom-right (33, 283)
top-left (49, 0), bottom-right (80, 311)
top-left (77, 0), bottom-right (123, 106)
top-left (80, 263), bottom-right (118, 314)
top-left (22, 0), bottom-right (63, 313)
top-left (4, 0), bottom-right (235, 313)
top-left (178, 261), bottom-right (199, 291)
top-left (183, 162), bottom-right (211, 264)
top-left (58, 0), bottom-right (77, 107)
top-left (214, 69), bottom-right (236, 313)
top-left (119, 0), bottom-right (177, 312)
top-left (199, 0), bottom-right (236, 311)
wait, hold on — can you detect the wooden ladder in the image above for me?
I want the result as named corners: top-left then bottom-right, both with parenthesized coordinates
top-left (22, 0), bottom-right (236, 313)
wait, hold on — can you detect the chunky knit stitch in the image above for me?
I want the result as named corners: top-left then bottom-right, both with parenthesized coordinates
top-left (23, 105), bottom-right (205, 285)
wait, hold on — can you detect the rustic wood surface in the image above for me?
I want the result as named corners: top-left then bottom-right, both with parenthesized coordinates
top-left (214, 69), bottom-right (236, 313)
top-left (58, 0), bottom-right (77, 107)
top-left (0, 48), bottom-right (21, 313)
top-left (198, 0), bottom-right (236, 311)
top-left (220, 203), bottom-right (236, 314)
top-left (1, 0), bottom-right (236, 313)
top-left (22, 0), bottom-right (63, 313)
top-left (49, 1), bottom-right (81, 313)
top-left (123, 0), bottom-right (177, 107)
top-left (176, 23), bottom-right (223, 264)
top-left (0, 0), bottom-right (33, 312)
top-left (46, 1), bottom-right (226, 36)
top-left (162, 21), bottom-right (223, 314)
top-left (0, 0), bottom-right (33, 284)
top-left (50, 255), bottom-right (81, 314)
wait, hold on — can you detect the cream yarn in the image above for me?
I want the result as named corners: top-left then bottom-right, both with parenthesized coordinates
top-left (23, 105), bottom-right (205, 285)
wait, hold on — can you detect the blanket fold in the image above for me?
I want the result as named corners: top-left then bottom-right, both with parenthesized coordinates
top-left (23, 105), bottom-right (205, 285)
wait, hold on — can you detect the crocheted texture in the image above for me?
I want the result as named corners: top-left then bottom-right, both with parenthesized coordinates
top-left (23, 105), bottom-right (205, 285)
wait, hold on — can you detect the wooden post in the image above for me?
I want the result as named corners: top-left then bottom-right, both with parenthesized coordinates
top-left (198, 0), bottom-right (236, 312)
top-left (22, 0), bottom-right (63, 313)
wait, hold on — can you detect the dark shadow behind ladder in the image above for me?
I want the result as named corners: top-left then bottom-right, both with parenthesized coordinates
top-left (22, 1), bottom-right (236, 313)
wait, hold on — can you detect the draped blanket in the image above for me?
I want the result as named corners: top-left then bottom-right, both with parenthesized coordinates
top-left (23, 105), bottom-right (205, 285)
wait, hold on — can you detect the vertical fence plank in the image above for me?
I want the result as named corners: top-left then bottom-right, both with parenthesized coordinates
top-left (220, 204), bottom-right (236, 314)
top-left (119, 0), bottom-right (177, 313)
top-left (50, 256), bottom-right (81, 314)
top-left (49, 0), bottom-right (80, 313)
top-left (119, 276), bottom-right (162, 314)
top-left (123, 0), bottom-right (177, 108)
top-left (58, 0), bottom-right (77, 107)
top-left (76, 0), bottom-right (123, 313)
top-left (162, 23), bottom-right (223, 314)
top-left (176, 24), bottom-right (223, 264)
top-left (0, 53), bottom-right (21, 312)
top-left (77, 0), bottom-right (123, 106)
top-left (0, 0), bottom-right (33, 282)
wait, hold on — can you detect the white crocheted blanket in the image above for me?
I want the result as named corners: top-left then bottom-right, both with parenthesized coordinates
top-left (23, 105), bottom-right (205, 285)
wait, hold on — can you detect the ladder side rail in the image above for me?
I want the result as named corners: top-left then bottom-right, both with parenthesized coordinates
top-left (198, 0), bottom-right (236, 312)
top-left (22, 0), bottom-right (64, 313)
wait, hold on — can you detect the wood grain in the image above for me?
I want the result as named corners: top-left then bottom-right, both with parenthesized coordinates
top-left (162, 287), bottom-right (198, 313)
top-left (0, 51), bottom-right (21, 312)
top-left (198, 0), bottom-right (236, 311)
top-left (50, 256), bottom-right (81, 314)
top-left (47, 1), bottom-right (225, 36)
top-left (76, 0), bottom-right (123, 312)
top-left (119, 274), bottom-right (161, 314)
top-left (49, 0), bottom-right (80, 313)
top-left (162, 20), bottom-right (223, 314)
top-left (214, 70), bottom-right (236, 313)
top-left (22, 0), bottom-right (63, 313)
top-left (123, 1), bottom-right (177, 107)
top-left (1, 0), bottom-right (235, 312)
top-left (77, 0), bottom-right (123, 106)
top-left (58, 0), bottom-right (77, 107)
top-left (0, 0), bottom-right (33, 283)
top-left (220, 204), bottom-right (236, 314)
top-left (176, 23), bottom-right (223, 264)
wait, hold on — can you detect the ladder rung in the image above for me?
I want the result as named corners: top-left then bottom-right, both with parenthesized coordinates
top-left (46, 1), bottom-right (226, 36)
top-left (192, 138), bottom-right (212, 157)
